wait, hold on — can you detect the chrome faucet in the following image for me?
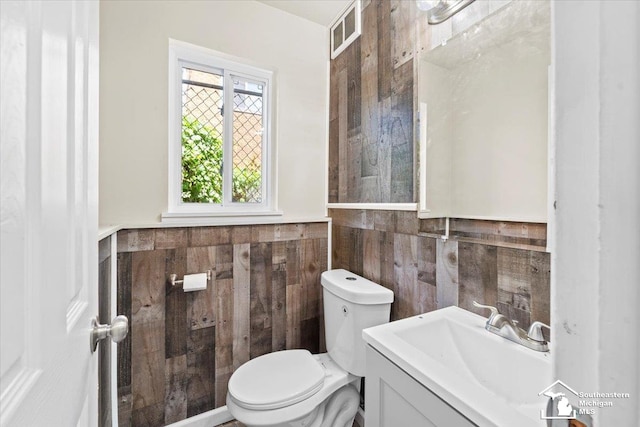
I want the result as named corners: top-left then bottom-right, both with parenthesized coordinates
top-left (472, 301), bottom-right (550, 352)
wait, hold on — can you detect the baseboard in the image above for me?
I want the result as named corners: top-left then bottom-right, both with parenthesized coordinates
top-left (164, 406), bottom-right (234, 427)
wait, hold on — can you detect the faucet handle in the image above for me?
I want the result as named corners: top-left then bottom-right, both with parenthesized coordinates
top-left (472, 301), bottom-right (500, 319)
top-left (527, 321), bottom-right (550, 342)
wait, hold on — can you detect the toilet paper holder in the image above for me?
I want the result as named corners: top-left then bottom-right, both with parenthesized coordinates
top-left (168, 270), bottom-right (212, 287)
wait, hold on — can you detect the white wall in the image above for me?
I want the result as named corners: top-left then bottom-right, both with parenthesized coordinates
top-left (553, 1), bottom-right (640, 425)
top-left (99, 0), bottom-right (328, 225)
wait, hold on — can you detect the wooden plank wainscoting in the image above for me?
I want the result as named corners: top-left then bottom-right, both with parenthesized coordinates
top-left (330, 209), bottom-right (550, 330)
top-left (116, 223), bottom-right (328, 426)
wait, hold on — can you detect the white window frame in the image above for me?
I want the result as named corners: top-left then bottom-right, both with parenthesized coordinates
top-left (166, 39), bottom-right (277, 218)
top-left (330, 0), bottom-right (362, 59)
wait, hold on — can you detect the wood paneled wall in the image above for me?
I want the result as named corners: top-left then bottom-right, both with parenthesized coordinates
top-left (329, 0), bottom-right (416, 203)
top-left (328, 0), bottom-right (550, 334)
top-left (116, 223), bottom-right (328, 426)
top-left (330, 209), bottom-right (550, 329)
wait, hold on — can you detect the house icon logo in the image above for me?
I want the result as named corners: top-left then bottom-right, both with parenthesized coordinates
top-left (539, 380), bottom-right (578, 420)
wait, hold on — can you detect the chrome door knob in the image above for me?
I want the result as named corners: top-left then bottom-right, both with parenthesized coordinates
top-left (90, 315), bottom-right (129, 353)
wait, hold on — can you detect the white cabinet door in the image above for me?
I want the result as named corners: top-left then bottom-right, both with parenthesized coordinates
top-left (365, 346), bottom-right (476, 427)
top-left (0, 1), bottom-right (100, 425)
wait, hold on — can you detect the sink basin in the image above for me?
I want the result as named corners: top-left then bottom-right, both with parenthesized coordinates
top-left (363, 306), bottom-right (551, 427)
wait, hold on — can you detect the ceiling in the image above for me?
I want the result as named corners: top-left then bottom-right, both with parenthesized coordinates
top-left (257, 0), bottom-right (352, 26)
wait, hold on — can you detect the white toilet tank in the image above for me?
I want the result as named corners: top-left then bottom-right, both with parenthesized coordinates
top-left (321, 269), bottom-right (394, 377)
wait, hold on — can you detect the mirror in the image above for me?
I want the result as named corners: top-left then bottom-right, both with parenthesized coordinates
top-left (418, 0), bottom-right (551, 222)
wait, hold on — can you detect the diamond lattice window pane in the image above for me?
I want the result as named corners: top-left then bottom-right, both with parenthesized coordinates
top-left (232, 76), bottom-right (263, 203)
top-left (181, 68), bottom-right (224, 204)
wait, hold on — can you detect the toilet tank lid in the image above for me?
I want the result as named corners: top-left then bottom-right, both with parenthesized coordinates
top-left (321, 269), bottom-right (394, 305)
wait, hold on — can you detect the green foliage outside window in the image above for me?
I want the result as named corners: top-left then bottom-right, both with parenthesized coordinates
top-left (181, 117), bottom-right (261, 203)
top-left (232, 165), bottom-right (262, 203)
top-left (181, 117), bottom-right (223, 203)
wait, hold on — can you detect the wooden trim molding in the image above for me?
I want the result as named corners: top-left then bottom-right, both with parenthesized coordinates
top-left (327, 203), bottom-right (417, 211)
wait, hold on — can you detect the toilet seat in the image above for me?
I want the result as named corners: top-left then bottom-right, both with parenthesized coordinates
top-left (227, 353), bottom-right (358, 426)
top-left (227, 349), bottom-right (326, 410)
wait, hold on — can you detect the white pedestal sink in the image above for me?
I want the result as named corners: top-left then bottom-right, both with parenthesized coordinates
top-left (363, 306), bottom-right (552, 427)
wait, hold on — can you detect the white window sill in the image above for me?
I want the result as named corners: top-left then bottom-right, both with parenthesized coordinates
top-left (161, 210), bottom-right (284, 226)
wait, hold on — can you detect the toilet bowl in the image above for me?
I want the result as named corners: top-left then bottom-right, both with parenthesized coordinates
top-left (226, 352), bottom-right (358, 427)
top-left (226, 269), bottom-right (394, 427)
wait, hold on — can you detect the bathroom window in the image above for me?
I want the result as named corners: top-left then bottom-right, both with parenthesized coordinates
top-left (330, 0), bottom-right (361, 59)
top-left (166, 40), bottom-right (275, 218)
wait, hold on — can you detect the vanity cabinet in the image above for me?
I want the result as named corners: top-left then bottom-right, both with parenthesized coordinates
top-left (364, 345), bottom-right (476, 427)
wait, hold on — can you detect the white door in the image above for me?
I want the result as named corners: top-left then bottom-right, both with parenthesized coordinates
top-left (1, 1), bottom-right (100, 426)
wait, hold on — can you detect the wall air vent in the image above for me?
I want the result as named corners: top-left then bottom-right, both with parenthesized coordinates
top-left (330, 0), bottom-right (361, 59)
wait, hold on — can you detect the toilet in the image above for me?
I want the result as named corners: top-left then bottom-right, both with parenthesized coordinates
top-left (226, 269), bottom-right (394, 427)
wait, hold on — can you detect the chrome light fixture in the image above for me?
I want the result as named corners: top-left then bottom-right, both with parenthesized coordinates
top-left (416, 0), bottom-right (476, 25)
